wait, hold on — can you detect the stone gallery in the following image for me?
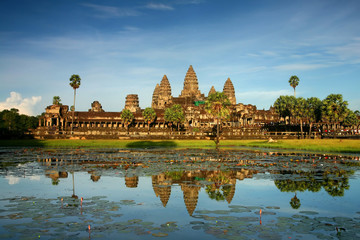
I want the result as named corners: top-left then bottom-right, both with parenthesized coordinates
top-left (35, 66), bottom-right (278, 139)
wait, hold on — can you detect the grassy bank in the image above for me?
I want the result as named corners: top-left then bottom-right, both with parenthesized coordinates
top-left (0, 139), bottom-right (359, 153)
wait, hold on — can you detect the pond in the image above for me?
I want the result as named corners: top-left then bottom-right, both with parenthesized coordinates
top-left (0, 147), bottom-right (360, 240)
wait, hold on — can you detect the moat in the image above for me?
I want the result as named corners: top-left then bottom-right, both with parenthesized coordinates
top-left (1, 148), bottom-right (360, 239)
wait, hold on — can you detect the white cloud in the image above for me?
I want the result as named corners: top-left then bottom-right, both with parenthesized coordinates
top-left (274, 63), bottom-right (328, 71)
top-left (0, 92), bottom-right (42, 116)
top-left (82, 3), bottom-right (141, 18)
top-left (146, 3), bottom-right (174, 11)
top-left (327, 40), bottom-right (360, 64)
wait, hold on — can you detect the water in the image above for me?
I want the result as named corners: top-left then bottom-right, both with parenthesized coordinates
top-left (0, 147), bottom-right (359, 239)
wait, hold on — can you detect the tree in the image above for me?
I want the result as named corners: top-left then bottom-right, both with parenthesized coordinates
top-left (273, 95), bottom-right (296, 124)
top-left (290, 193), bottom-right (301, 209)
top-left (142, 107), bottom-right (157, 134)
top-left (321, 94), bottom-right (349, 134)
top-left (164, 104), bottom-right (184, 132)
top-left (306, 97), bottom-right (322, 137)
top-left (121, 109), bottom-right (134, 134)
top-left (52, 96), bottom-right (62, 105)
top-left (294, 97), bottom-right (307, 138)
top-left (343, 110), bottom-right (359, 134)
top-left (0, 108), bottom-right (38, 139)
top-left (69, 74), bottom-right (81, 134)
top-left (205, 92), bottom-right (231, 146)
top-left (289, 75), bottom-right (300, 97)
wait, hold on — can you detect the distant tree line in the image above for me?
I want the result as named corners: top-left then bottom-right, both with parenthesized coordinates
top-left (273, 93), bottom-right (360, 137)
top-left (0, 108), bottom-right (39, 139)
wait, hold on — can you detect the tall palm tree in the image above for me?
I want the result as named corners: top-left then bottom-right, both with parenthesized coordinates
top-left (289, 75), bottom-right (300, 97)
top-left (205, 92), bottom-right (231, 147)
top-left (69, 74), bottom-right (81, 134)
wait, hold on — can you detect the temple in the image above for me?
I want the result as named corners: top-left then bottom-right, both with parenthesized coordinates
top-left (35, 65), bottom-right (280, 139)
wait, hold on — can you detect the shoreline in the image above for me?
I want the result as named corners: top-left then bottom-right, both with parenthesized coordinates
top-left (0, 139), bottom-right (360, 154)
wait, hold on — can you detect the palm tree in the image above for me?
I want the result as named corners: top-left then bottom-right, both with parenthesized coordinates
top-left (205, 92), bottom-right (231, 147)
top-left (290, 193), bottom-right (301, 209)
top-left (69, 74), bottom-right (81, 134)
top-left (121, 109), bottom-right (134, 134)
top-left (294, 97), bottom-right (307, 139)
top-left (288, 75), bottom-right (300, 97)
top-left (142, 107), bottom-right (157, 134)
top-left (306, 97), bottom-right (322, 138)
top-left (343, 110), bottom-right (359, 134)
top-left (164, 104), bottom-right (184, 133)
top-left (52, 96), bottom-right (62, 105)
top-left (273, 95), bottom-right (296, 124)
top-left (321, 94), bottom-right (349, 134)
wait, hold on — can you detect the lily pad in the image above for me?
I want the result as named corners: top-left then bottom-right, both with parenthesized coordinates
top-left (152, 232), bottom-right (168, 237)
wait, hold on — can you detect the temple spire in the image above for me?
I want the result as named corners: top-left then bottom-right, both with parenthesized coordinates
top-left (223, 77), bottom-right (236, 105)
top-left (180, 65), bottom-right (203, 98)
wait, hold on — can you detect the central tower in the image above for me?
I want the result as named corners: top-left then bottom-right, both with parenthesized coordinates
top-left (179, 65), bottom-right (203, 98)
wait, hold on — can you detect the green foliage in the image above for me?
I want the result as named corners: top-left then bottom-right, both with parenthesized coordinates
top-left (289, 75), bottom-right (300, 97)
top-left (0, 108), bottom-right (38, 139)
top-left (69, 74), bottom-right (81, 89)
top-left (321, 94), bottom-right (348, 125)
top-left (273, 95), bottom-right (296, 122)
top-left (343, 110), bottom-right (359, 127)
top-left (142, 107), bottom-right (156, 124)
top-left (121, 109), bottom-right (134, 125)
top-left (164, 104), bottom-right (185, 129)
top-left (306, 97), bottom-right (322, 123)
top-left (205, 92), bottom-right (231, 146)
top-left (205, 92), bottom-right (231, 120)
top-left (52, 96), bottom-right (62, 105)
top-left (294, 97), bottom-right (307, 120)
top-left (121, 109), bottom-right (134, 134)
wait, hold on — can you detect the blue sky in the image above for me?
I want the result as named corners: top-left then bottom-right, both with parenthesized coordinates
top-left (1, 0), bottom-right (360, 116)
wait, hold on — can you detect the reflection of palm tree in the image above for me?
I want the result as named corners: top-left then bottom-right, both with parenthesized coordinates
top-left (290, 193), bottom-right (301, 209)
top-left (71, 171), bottom-right (78, 199)
top-left (52, 179), bottom-right (59, 185)
top-left (205, 185), bottom-right (231, 201)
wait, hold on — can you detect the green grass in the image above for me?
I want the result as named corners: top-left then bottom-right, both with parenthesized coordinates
top-left (0, 139), bottom-right (359, 153)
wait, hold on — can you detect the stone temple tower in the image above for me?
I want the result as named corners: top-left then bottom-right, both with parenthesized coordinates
top-left (124, 94), bottom-right (141, 113)
top-left (179, 65), bottom-right (203, 98)
top-left (223, 78), bottom-right (236, 105)
top-left (152, 75), bottom-right (172, 109)
top-left (208, 86), bottom-right (216, 96)
top-left (152, 84), bottom-right (160, 109)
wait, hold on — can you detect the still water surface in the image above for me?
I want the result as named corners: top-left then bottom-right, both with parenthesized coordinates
top-left (0, 148), bottom-right (360, 239)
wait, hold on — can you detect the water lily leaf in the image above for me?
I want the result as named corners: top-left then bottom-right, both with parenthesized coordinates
top-left (152, 232), bottom-right (168, 237)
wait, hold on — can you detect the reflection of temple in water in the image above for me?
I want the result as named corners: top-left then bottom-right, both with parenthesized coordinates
top-left (152, 174), bottom-right (172, 207)
top-left (151, 169), bottom-right (256, 216)
top-left (125, 176), bottom-right (139, 188)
